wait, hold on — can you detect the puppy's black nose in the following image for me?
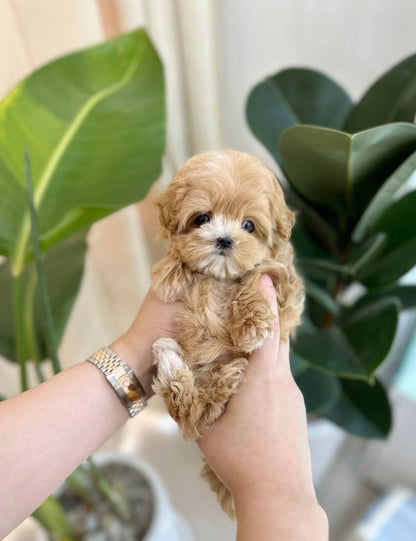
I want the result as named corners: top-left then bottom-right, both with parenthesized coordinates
top-left (216, 236), bottom-right (234, 254)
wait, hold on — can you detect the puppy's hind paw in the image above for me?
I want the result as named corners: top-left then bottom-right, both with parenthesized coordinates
top-left (152, 338), bottom-right (184, 381)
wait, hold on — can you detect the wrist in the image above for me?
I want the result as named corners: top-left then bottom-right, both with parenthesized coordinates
top-left (234, 488), bottom-right (328, 541)
top-left (109, 334), bottom-right (155, 397)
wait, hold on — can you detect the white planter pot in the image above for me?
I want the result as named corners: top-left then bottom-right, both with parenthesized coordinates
top-left (94, 452), bottom-right (193, 541)
top-left (4, 518), bottom-right (48, 541)
top-left (5, 452), bottom-right (193, 541)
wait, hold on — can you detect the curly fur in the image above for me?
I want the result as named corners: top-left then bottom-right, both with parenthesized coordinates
top-left (151, 149), bottom-right (304, 518)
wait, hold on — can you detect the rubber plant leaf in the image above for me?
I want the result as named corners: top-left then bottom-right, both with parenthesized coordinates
top-left (352, 149), bottom-right (416, 243)
top-left (344, 53), bottom-right (416, 133)
top-left (278, 123), bottom-right (416, 220)
top-left (246, 68), bottom-right (353, 165)
top-left (358, 191), bottom-right (416, 287)
top-left (324, 378), bottom-right (391, 439)
top-left (294, 363), bottom-right (341, 414)
top-left (0, 29), bottom-right (165, 276)
top-left (292, 298), bottom-right (399, 379)
top-left (353, 286), bottom-right (416, 312)
top-left (340, 298), bottom-right (400, 378)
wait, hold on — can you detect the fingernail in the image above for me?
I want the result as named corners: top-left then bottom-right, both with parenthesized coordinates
top-left (261, 275), bottom-right (274, 287)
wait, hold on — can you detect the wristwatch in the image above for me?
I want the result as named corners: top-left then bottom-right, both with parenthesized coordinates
top-left (87, 347), bottom-right (147, 417)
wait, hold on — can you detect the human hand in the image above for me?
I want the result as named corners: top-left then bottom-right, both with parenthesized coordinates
top-left (110, 288), bottom-right (180, 396)
top-left (198, 275), bottom-right (328, 538)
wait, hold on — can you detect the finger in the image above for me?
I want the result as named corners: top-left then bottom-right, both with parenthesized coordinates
top-left (277, 337), bottom-right (291, 372)
top-left (248, 275), bottom-right (280, 373)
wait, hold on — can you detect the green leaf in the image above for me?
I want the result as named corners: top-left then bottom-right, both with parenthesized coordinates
top-left (286, 190), bottom-right (338, 253)
top-left (359, 191), bottom-right (416, 287)
top-left (294, 364), bottom-right (341, 414)
top-left (296, 257), bottom-right (349, 280)
top-left (0, 232), bottom-right (87, 362)
top-left (292, 325), bottom-right (370, 379)
top-left (0, 29), bottom-right (165, 275)
top-left (341, 298), bottom-right (399, 377)
top-left (352, 150), bottom-right (416, 243)
top-left (344, 53), bottom-right (416, 133)
top-left (291, 222), bottom-right (334, 260)
top-left (278, 123), bottom-right (416, 217)
top-left (304, 279), bottom-right (340, 316)
top-left (293, 298), bottom-right (399, 379)
top-left (246, 68), bottom-right (353, 164)
top-left (324, 378), bottom-right (391, 439)
top-left (0, 262), bottom-right (16, 361)
top-left (354, 286), bottom-right (416, 312)
top-left (25, 148), bottom-right (60, 373)
top-left (290, 352), bottom-right (309, 377)
top-left (349, 233), bottom-right (387, 276)
top-left (32, 495), bottom-right (76, 539)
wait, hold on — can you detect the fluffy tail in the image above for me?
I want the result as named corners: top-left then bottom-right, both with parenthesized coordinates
top-left (201, 461), bottom-right (235, 519)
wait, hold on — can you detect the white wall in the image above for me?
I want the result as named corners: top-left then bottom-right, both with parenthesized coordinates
top-left (216, 0), bottom-right (416, 170)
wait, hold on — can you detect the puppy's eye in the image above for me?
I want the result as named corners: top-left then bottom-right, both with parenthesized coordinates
top-left (242, 220), bottom-right (255, 233)
top-left (194, 213), bottom-right (210, 227)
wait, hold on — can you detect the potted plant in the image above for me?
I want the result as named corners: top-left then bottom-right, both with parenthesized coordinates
top-left (0, 28), bottom-right (189, 540)
top-left (246, 54), bottom-right (416, 439)
top-left (6, 453), bottom-right (193, 541)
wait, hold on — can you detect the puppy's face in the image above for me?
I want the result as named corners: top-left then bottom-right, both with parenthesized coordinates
top-left (157, 150), bottom-right (294, 280)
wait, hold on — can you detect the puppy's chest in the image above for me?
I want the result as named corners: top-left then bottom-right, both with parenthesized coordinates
top-left (178, 279), bottom-right (236, 361)
top-left (186, 280), bottom-right (232, 327)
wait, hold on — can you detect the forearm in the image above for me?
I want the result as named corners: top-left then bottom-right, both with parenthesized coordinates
top-left (235, 492), bottom-right (328, 541)
top-left (0, 335), bottom-right (154, 538)
top-left (0, 362), bottom-right (125, 536)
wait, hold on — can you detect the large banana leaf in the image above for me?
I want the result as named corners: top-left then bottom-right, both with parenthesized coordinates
top-left (324, 378), bottom-right (391, 439)
top-left (344, 53), bottom-right (416, 133)
top-left (0, 232), bottom-right (87, 362)
top-left (246, 68), bottom-right (353, 165)
top-left (278, 123), bottom-right (416, 219)
top-left (0, 29), bottom-right (165, 276)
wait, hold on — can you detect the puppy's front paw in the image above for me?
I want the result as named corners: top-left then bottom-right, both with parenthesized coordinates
top-left (152, 338), bottom-right (184, 383)
top-left (230, 305), bottom-right (275, 353)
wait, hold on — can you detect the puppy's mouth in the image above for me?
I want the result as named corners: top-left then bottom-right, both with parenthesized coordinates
top-left (193, 238), bottom-right (239, 279)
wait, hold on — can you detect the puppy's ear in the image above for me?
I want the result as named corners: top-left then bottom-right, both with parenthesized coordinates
top-left (156, 179), bottom-right (188, 239)
top-left (269, 172), bottom-right (295, 241)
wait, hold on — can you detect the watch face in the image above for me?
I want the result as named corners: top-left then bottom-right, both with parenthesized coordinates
top-left (119, 374), bottom-right (141, 402)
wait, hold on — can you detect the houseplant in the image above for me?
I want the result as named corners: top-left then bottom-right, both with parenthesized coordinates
top-left (0, 29), bottom-right (170, 539)
top-left (247, 53), bottom-right (416, 439)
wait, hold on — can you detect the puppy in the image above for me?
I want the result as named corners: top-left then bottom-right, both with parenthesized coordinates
top-left (151, 149), bottom-right (304, 517)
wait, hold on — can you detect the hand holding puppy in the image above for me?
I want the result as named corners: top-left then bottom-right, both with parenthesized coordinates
top-left (199, 276), bottom-right (328, 540)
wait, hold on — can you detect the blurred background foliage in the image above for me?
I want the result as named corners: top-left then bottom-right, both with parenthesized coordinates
top-left (247, 53), bottom-right (416, 438)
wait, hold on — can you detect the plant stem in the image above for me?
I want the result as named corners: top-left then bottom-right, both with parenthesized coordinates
top-left (24, 269), bottom-right (46, 383)
top-left (25, 148), bottom-right (61, 374)
top-left (12, 272), bottom-right (28, 391)
top-left (87, 458), bottom-right (132, 522)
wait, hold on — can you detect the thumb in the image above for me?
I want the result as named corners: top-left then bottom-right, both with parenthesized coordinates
top-left (247, 275), bottom-right (280, 372)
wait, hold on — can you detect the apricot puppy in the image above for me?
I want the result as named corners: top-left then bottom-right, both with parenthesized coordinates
top-left (151, 149), bottom-right (304, 517)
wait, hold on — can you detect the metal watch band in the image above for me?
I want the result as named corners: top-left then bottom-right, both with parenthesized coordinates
top-left (87, 347), bottom-right (147, 417)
